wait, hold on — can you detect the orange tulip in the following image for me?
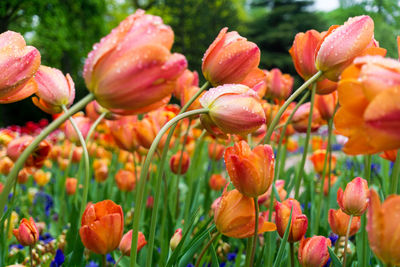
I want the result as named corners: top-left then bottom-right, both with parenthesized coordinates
top-left (310, 136), bottom-right (327, 152)
top-left (265, 68), bottom-right (294, 100)
top-left (337, 177), bottom-right (369, 216)
top-left (200, 84), bottom-right (266, 137)
top-left (314, 91), bottom-right (338, 121)
top-left (83, 10), bottom-right (187, 115)
top-left (275, 198), bottom-right (308, 242)
top-left (169, 151), bottom-right (190, 175)
top-left (309, 149), bottom-right (336, 174)
top-left (93, 159), bottom-right (109, 182)
top-left (208, 142), bottom-right (225, 161)
top-left (224, 141), bottom-right (274, 197)
top-left (0, 156), bottom-right (13, 175)
top-left (13, 217), bottom-right (39, 247)
top-left (298, 236), bottom-right (331, 267)
top-left (119, 230), bottom-right (147, 256)
top-left (108, 116), bottom-right (139, 152)
top-left (292, 102), bottom-right (322, 133)
top-left (173, 69), bottom-right (199, 100)
top-left (32, 65), bottom-right (75, 114)
top-left (7, 135), bottom-right (51, 168)
top-left (315, 15), bottom-right (378, 81)
top-left (17, 168), bottom-right (32, 184)
top-left (367, 189), bottom-right (400, 265)
top-left (80, 200), bottom-right (124, 255)
top-left (208, 174), bottom-right (227, 191)
top-left (213, 188), bottom-right (276, 238)
top-left (202, 27), bottom-right (260, 86)
top-left (33, 169), bottom-right (51, 187)
top-left (115, 169), bottom-right (136, 192)
top-left (380, 149), bottom-right (397, 162)
top-left (258, 180), bottom-right (287, 207)
top-left (65, 178), bottom-right (78, 195)
top-left (322, 174), bottom-right (337, 196)
top-left (328, 208), bottom-right (361, 236)
top-left (240, 68), bottom-right (268, 98)
top-left (0, 31), bottom-right (41, 103)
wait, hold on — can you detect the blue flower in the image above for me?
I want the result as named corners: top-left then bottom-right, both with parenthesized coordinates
top-left (86, 261), bottom-right (99, 267)
top-left (9, 244), bottom-right (24, 251)
top-left (39, 232), bottom-right (54, 244)
top-left (186, 264), bottom-right (195, 267)
top-left (331, 144), bottom-right (342, 151)
top-left (328, 233), bottom-right (339, 246)
top-left (220, 263), bottom-right (226, 267)
top-left (324, 258), bottom-right (331, 267)
top-left (106, 254), bottom-right (115, 264)
top-left (227, 252), bottom-right (237, 261)
top-left (50, 249), bottom-right (65, 267)
top-left (33, 191), bottom-right (54, 216)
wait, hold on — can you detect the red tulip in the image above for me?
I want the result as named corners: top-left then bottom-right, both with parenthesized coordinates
top-left (169, 151), bottom-right (190, 175)
top-left (13, 217), bottom-right (39, 247)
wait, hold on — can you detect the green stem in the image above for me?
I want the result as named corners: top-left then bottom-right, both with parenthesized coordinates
top-left (290, 242), bottom-right (295, 267)
top-left (102, 254), bottom-right (106, 267)
top-left (246, 197), bottom-right (259, 267)
top-left (294, 84), bottom-right (316, 199)
top-left (0, 93), bottom-right (94, 216)
top-left (390, 150), bottom-right (400, 194)
top-left (364, 155), bottom-right (372, 183)
top-left (145, 82), bottom-right (209, 267)
top-left (130, 108), bottom-right (209, 266)
top-left (342, 215), bottom-right (353, 267)
top-left (114, 255), bottom-right (123, 267)
top-left (263, 70), bottom-right (322, 144)
top-left (86, 111), bottom-right (107, 142)
top-left (194, 233), bottom-right (220, 267)
top-left (29, 246), bottom-right (34, 267)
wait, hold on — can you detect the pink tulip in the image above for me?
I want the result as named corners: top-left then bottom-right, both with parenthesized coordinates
top-left (337, 177), bottom-right (369, 216)
top-left (266, 68), bottom-right (294, 100)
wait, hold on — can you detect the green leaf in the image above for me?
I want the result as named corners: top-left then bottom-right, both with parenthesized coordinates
top-left (273, 206), bottom-right (293, 267)
top-left (328, 246), bottom-right (342, 267)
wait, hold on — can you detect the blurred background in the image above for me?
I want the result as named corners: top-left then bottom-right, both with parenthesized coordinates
top-left (1, 0), bottom-right (399, 126)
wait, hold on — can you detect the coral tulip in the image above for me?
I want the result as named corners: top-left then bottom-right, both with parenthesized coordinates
top-left (367, 189), bottom-right (400, 265)
top-left (240, 68), bottom-right (267, 98)
top-left (208, 142), bottom-right (225, 161)
top-left (0, 31), bottom-right (41, 103)
top-left (173, 69), bottom-right (199, 100)
top-left (315, 15), bottom-right (377, 81)
top-left (334, 55), bottom-right (400, 155)
top-left (7, 136), bottom-right (51, 168)
top-left (265, 68), bottom-right (294, 100)
top-left (275, 198), bottom-right (308, 242)
top-left (292, 102), bottom-right (322, 133)
top-left (337, 177), bottom-right (369, 216)
top-left (83, 10), bottom-right (187, 115)
top-left (298, 236), bottom-right (331, 267)
top-left (80, 200), bottom-right (124, 255)
top-left (65, 178), bottom-right (78, 195)
top-left (224, 141), bottom-right (274, 197)
top-left (314, 91), bottom-right (338, 121)
top-left (214, 188), bottom-right (276, 238)
top-left (169, 151), bottom-right (190, 175)
top-left (200, 84), bottom-right (266, 136)
top-left (64, 116), bottom-right (91, 145)
top-left (32, 65), bottom-right (75, 114)
top-left (13, 217), bottom-right (39, 247)
top-left (119, 230), bottom-right (147, 256)
top-left (328, 208), bottom-right (361, 236)
top-left (108, 116), bottom-right (139, 152)
top-left (115, 169), bottom-right (136, 192)
top-left (208, 174), bottom-right (227, 191)
top-left (309, 149), bottom-right (336, 174)
top-left (202, 27), bottom-right (260, 86)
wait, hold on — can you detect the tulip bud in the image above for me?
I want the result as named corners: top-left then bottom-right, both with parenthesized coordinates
top-left (214, 188), bottom-right (276, 238)
top-left (292, 103), bottom-right (322, 133)
top-left (298, 236), bottom-right (331, 267)
top-left (314, 91), bottom-right (338, 121)
top-left (119, 230), bottom-right (147, 256)
top-left (337, 177), bottom-right (369, 216)
top-left (200, 84), bottom-right (266, 136)
top-left (265, 68), bottom-right (294, 100)
top-left (380, 150), bottom-right (397, 162)
top-left (315, 15), bottom-right (375, 81)
top-left (275, 198), bottom-right (308, 243)
top-left (80, 200), bottom-right (124, 254)
top-left (169, 151), bottom-right (190, 175)
top-left (115, 169), bottom-right (136, 192)
top-left (224, 140), bottom-right (274, 197)
top-left (208, 174), bottom-right (227, 191)
top-left (328, 209), bottom-right (361, 236)
top-left (32, 65), bottom-right (75, 114)
top-left (309, 149), bottom-right (337, 174)
top-left (208, 142), bottom-right (225, 161)
top-left (146, 196), bottom-right (154, 209)
top-left (0, 31), bottom-right (41, 103)
top-left (65, 178), bottom-right (78, 195)
top-left (13, 217), bottom-right (39, 246)
top-left (202, 28), bottom-right (260, 86)
top-left (170, 228), bottom-right (182, 251)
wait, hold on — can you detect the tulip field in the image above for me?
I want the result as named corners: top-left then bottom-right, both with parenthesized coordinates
top-left (1, 6), bottom-right (400, 267)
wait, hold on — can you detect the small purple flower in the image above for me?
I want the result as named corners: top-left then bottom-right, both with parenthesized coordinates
top-left (50, 249), bottom-right (65, 267)
top-left (86, 261), bottom-right (99, 267)
top-left (106, 254), bottom-right (115, 264)
top-left (227, 252), bottom-right (237, 261)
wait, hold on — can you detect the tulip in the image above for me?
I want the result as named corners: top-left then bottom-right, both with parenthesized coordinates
top-left (71, 147), bottom-right (83, 163)
top-left (286, 138), bottom-right (299, 152)
top-left (179, 85), bottom-right (204, 111)
top-left (32, 65), bottom-right (75, 114)
top-left (0, 182), bottom-right (3, 194)
top-left (0, 156), bottom-right (13, 175)
top-left (367, 189), bottom-right (400, 265)
top-left (328, 208), bottom-right (361, 236)
top-left (240, 68), bottom-right (268, 98)
top-left (0, 31), bottom-right (41, 103)
top-left (173, 69), bottom-right (199, 100)
top-left (202, 27), bottom-right (260, 86)
top-left (292, 102), bottom-right (322, 133)
top-left (337, 177), bottom-right (369, 216)
top-left (275, 198), bottom-right (308, 242)
top-left (13, 217), bottom-right (39, 246)
top-left (315, 15), bottom-right (377, 81)
top-left (380, 149), bottom-right (397, 162)
top-left (322, 174), bottom-right (337, 196)
top-left (169, 151), bottom-right (190, 175)
top-left (298, 236), bottom-right (331, 267)
top-left (170, 228), bottom-right (182, 251)
top-left (265, 68), bottom-right (294, 100)
top-left (119, 230), bottom-right (147, 256)
top-left (258, 180), bottom-right (287, 207)
top-left (146, 196), bottom-right (154, 209)
top-left (310, 136), bottom-right (327, 152)
top-left (115, 169), bottom-right (136, 192)
top-left (108, 116), bottom-right (139, 152)
top-left (64, 116), bottom-right (91, 145)
top-left (208, 174), bottom-right (227, 191)
top-left (93, 159), bottom-right (109, 182)
top-left (314, 91), bottom-right (338, 121)
top-left (0, 129), bottom-right (16, 146)
top-left (33, 169), bottom-right (51, 187)
top-left (7, 135), bottom-right (51, 168)
top-left (65, 178), bottom-right (78, 195)
top-left (214, 188), bottom-right (276, 238)
top-left (80, 200), bottom-right (124, 254)
top-left (334, 55), bottom-right (400, 155)
top-left (83, 10), bottom-right (187, 115)
top-left (224, 141), bottom-right (274, 197)
top-left (309, 149), bottom-right (336, 174)
top-left (200, 84), bottom-right (266, 136)
top-left (208, 142), bottom-right (225, 161)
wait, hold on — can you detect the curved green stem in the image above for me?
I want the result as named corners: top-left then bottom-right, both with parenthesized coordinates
top-left (390, 150), bottom-right (400, 194)
top-left (86, 111), bottom-right (107, 143)
top-left (342, 215), bottom-right (353, 267)
top-left (294, 84), bottom-right (316, 198)
top-left (194, 232), bottom-right (220, 267)
top-left (263, 71), bottom-right (322, 144)
top-left (246, 197), bottom-right (259, 267)
top-left (145, 82), bottom-right (209, 267)
top-left (0, 93), bottom-right (94, 215)
top-left (114, 255), bottom-right (123, 267)
top-left (130, 108), bottom-right (209, 266)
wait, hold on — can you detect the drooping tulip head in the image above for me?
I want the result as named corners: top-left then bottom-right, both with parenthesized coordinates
top-left (337, 177), bottom-right (369, 216)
